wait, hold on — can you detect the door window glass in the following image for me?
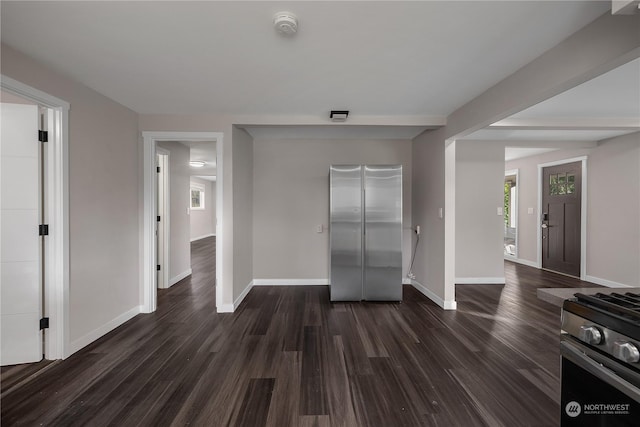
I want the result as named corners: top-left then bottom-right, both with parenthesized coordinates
top-left (567, 173), bottom-right (575, 194)
top-left (550, 174), bottom-right (558, 195)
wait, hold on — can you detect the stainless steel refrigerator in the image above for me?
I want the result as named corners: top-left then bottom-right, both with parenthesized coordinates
top-left (329, 165), bottom-right (402, 301)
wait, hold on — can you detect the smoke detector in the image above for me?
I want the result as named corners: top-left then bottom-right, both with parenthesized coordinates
top-left (274, 12), bottom-right (298, 36)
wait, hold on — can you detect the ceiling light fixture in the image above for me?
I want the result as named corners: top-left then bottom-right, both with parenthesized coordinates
top-left (330, 110), bottom-right (349, 122)
top-left (274, 12), bottom-right (298, 36)
top-left (190, 161), bottom-right (206, 168)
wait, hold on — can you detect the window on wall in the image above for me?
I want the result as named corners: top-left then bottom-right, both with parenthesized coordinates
top-left (190, 183), bottom-right (205, 210)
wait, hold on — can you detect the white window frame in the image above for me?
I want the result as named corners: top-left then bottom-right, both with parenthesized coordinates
top-left (190, 183), bottom-right (205, 210)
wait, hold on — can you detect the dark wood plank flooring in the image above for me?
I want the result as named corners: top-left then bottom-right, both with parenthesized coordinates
top-left (1, 241), bottom-right (597, 426)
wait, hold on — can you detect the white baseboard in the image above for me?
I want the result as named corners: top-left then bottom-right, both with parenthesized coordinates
top-left (410, 280), bottom-right (457, 310)
top-left (584, 275), bottom-right (632, 288)
top-left (68, 305), bottom-right (142, 357)
top-left (217, 303), bottom-right (234, 313)
top-left (232, 280), bottom-right (254, 311)
top-left (505, 257), bottom-right (538, 268)
top-left (252, 278), bottom-right (330, 286)
top-left (455, 277), bottom-right (506, 285)
top-left (169, 268), bottom-right (192, 287)
top-left (190, 233), bottom-right (215, 242)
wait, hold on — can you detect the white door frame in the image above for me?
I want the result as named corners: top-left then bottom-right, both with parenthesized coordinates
top-left (156, 148), bottom-right (170, 289)
top-left (537, 156), bottom-right (588, 280)
top-left (141, 131), bottom-right (223, 313)
top-left (1, 75), bottom-right (70, 359)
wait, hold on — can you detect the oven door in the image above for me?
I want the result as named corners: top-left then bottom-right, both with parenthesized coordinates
top-left (561, 336), bottom-right (640, 426)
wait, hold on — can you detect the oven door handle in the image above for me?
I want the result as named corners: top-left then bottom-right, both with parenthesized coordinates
top-left (561, 341), bottom-right (640, 403)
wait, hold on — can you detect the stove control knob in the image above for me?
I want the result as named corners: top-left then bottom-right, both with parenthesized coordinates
top-left (613, 342), bottom-right (640, 363)
top-left (578, 325), bottom-right (603, 345)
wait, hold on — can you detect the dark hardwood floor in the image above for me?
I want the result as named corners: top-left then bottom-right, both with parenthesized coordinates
top-left (2, 242), bottom-right (596, 426)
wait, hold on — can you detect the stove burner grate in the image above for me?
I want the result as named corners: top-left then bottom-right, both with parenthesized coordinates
top-left (574, 292), bottom-right (640, 324)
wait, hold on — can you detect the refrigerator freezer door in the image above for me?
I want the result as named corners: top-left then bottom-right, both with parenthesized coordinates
top-left (363, 165), bottom-right (403, 301)
top-left (330, 165), bottom-right (363, 301)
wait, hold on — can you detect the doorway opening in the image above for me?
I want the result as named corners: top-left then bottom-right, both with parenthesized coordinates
top-left (504, 169), bottom-right (518, 259)
top-left (141, 132), bottom-right (224, 314)
top-left (538, 157), bottom-right (587, 279)
top-left (0, 76), bottom-right (70, 365)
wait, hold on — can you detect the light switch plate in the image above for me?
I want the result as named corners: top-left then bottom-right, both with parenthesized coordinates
top-left (497, 207), bottom-right (503, 215)
top-left (528, 207), bottom-right (534, 214)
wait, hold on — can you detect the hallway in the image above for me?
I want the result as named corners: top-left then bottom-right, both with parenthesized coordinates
top-left (2, 248), bottom-right (592, 426)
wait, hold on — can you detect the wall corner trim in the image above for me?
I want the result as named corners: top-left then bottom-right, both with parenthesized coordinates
top-left (585, 275), bottom-right (632, 288)
top-left (190, 233), bottom-right (216, 242)
top-left (67, 305), bottom-right (142, 357)
top-left (252, 279), bottom-right (330, 286)
top-left (231, 280), bottom-right (254, 311)
top-left (169, 269), bottom-right (192, 287)
top-left (217, 304), bottom-right (235, 313)
top-left (410, 280), bottom-right (457, 310)
top-left (505, 258), bottom-right (539, 268)
top-left (455, 277), bottom-right (506, 285)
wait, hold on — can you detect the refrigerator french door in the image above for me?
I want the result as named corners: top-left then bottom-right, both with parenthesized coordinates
top-left (329, 165), bottom-right (402, 302)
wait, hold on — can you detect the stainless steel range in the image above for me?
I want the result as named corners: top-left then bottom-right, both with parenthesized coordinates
top-left (561, 292), bottom-right (640, 426)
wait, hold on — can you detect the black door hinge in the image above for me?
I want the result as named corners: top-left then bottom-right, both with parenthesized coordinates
top-left (38, 130), bottom-right (48, 142)
top-left (157, 166), bottom-right (161, 173)
top-left (157, 216), bottom-right (161, 222)
top-left (40, 317), bottom-right (49, 330)
top-left (39, 224), bottom-right (49, 236)
top-left (157, 265), bottom-right (161, 271)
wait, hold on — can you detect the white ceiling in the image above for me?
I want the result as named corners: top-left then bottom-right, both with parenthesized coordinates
top-left (462, 57), bottom-right (640, 148)
top-left (3, 1), bottom-right (634, 149)
top-left (176, 141), bottom-right (217, 178)
top-left (0, 1), bottom-right (610, 118)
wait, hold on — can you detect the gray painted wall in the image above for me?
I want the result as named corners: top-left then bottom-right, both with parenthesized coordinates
top-left (455, 140), bottom-right (505, 281)
top-left (506, 132), bottom-right (640, 287)
top-left (156, 141), bottom-right (191, 284)
top-left (252, 138), bottom-right (413, 281)
top-left (1, 44), bottom-right (140, 345)
top-left (189, 177), bottom-right (216, 241)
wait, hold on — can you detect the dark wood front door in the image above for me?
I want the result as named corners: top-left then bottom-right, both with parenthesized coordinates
top-left (542, 161), bottom-right (582, 277)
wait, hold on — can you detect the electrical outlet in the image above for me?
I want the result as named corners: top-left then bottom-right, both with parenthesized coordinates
top-left (316, 224), bottom-right (323, 233)
top-left (416, 225), bottom-right (421, 235)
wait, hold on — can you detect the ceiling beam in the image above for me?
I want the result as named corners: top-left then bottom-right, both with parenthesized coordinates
top-left (489, 117), bottom-right (640, 130)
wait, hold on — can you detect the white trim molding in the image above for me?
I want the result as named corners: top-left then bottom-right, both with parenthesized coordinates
top-left (455, 277), bottom-right (506, 285)
top-left (68, 305), bottom-right (142, 356)
top-left (1, 75), bottom-right (70, 359)
top-left (537, 156), bottom-right (588, 280)
top-left (505, 257), bottom-right (539, 268)
top-left (252, 279), bottom-right (330, 286)
top-left (190, 233), bottom-right (215, 242)
top-left (232, 280), bottom-right (254, 311)
top-left (169, 269), bottom-right (192, 287)
top-left (410, 280), bottom-right (457, 310)
top-left (141, 131), bottom-right (224, 314)
top-left (585, 275), bottom-right (633, 288)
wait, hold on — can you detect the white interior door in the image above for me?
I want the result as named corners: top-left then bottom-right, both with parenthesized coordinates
top-left (1, 103), bottom-right (42, 365)
top-left (156, 151), bottom-right (169, 289)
